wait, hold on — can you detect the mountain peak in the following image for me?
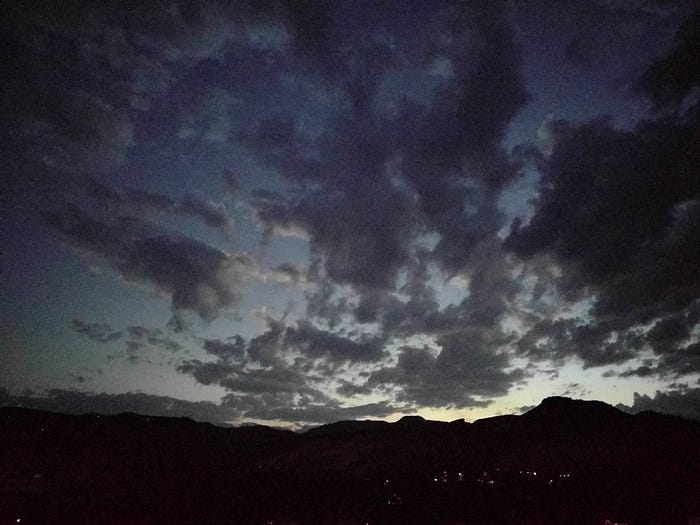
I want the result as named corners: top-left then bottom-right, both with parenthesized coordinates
top-left (397, 415), bottom-right (425, 423)
top-left (525, 396), bottom-right (627, 420)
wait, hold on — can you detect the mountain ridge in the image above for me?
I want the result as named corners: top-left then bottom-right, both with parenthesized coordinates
top-left (2, 397), bottom-right (699, 524)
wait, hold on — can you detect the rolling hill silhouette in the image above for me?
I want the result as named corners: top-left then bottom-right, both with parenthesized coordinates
top-left (1, 397), bottom-right (698, 524)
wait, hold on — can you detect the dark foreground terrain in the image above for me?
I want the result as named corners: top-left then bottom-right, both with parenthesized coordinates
top-left (1, 397), bottom-right (699, 524)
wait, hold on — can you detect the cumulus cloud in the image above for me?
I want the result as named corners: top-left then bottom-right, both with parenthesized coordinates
top-left (4, 0), bottom-right (698, 423)
top-left (506, 79), bottom-right (700, 372)
top-left (203, 336), bottom-right (246, 360)
top-left (242, 1), bottom-right (528, 296)
top-left (70, 319), bottom-right (122, 344)
top-left (368, 328), bottom-right (524, 409)
top-left (128, 189), bottom-right (233, 233)
top-left (127, 326), bottom-right (182, 353)
top-left (1, 1), bottom-right (248, 328)
top-left (44, 205), bottom-right (254, 323)
top-left (176, 318), bottom-right (398, 423)
top-left (284, 320), bottom-right (385, 363)
top-left (618, 387), bottom-right (700, 422)
top-left (636, 6), bottom-right (700, 109)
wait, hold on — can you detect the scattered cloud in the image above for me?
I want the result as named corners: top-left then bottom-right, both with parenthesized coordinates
top-left (618, 387), bottom-right (700, 421)
top-left (0, 388), bottom-right (238, 425)
top-left (45, 205), bottom-right (254, 323)
top-left (70, 319), bottom-right (122, 344)
top-left (1, 1), bottom-right (699, 423)
top-left (127, 326), bottom-right (183, 353)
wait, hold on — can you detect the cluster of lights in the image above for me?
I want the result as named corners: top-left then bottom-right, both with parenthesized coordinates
top-left (382, 478), bottom-right (402, 506)
top-left (519, 469), bottom-right (537, 477)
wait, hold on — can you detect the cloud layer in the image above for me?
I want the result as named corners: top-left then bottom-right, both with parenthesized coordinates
top-left (1, 1), bottom-right (698, 425)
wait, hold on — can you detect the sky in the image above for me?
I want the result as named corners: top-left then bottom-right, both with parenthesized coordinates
top-left (1, 0), bottom-right (699, 428)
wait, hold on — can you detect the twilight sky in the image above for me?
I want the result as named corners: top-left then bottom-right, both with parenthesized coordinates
top-left (1, 0), bottom-right (699, 428)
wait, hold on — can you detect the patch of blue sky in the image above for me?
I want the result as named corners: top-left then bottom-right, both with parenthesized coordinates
top-left (497, 167), bottom-right (540, 237)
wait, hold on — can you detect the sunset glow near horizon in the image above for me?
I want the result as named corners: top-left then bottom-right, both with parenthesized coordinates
top-left (1, 1), bottom-right (699, 428)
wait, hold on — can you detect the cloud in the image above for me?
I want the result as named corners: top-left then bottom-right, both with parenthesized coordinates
top-left (284, 320), bottom-right (385, 363)
top-left (636, 6), bottom-right (700, 109)
top-left (497, 6), bottom-right (700, 379)
top-left (2, 85), bottom-right (134, 178)
top-left (123, 236), bottom-right (252, 322)
top-left (0, 388), bottom-right (238, 425)
top-left (506, 107), bottom-right (700, 371)
top-left (564, 38), bottom-right (589, 66)
top-left (2, 1), bottom-right (245, 327)
top-left (177, 87), bottom-right (238, 143)
top-left (70, 319), bottom-right (122, 344)
top-left (176, 316), bottom-right (395, 423)
top-left (242, 1), bottom-right (528, 297)
top-left (243, 401), bottom-right (398, 424)
top-left (44, 205), bottom-right (254, 323)
top-left (515, 317), bottom-right (638, 367)
top-left (179, 318), bottom-right (386, 389)
top-left (369, 328), bottom-right (524, 409)
top-left (203, 336), bottom-right (246, 360)
top-left (127, 326), bottom-right (182, 353)
top-left (177, 359), bottom-right (238, 386)
top-left (618, 387), bottom-right (700, 421)
top-left (618, 341), bottom-right (700, 379)
top-left (5, 0), bottom-right (697, 423)
top-left (127, 189), bottom-right (233, 233)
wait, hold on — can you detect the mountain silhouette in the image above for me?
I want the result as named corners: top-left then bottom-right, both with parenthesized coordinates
top-left (1, 398), bottom-right (698, 524)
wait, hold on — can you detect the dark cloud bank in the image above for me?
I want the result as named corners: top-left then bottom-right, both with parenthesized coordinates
top-left (1, 1), bottom-right (699, 424)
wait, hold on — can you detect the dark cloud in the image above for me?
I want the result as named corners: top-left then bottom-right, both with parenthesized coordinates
top-left (251, 184), bottom-right (415, 291)
top-left (125, 340), bottom-right (145, 356)
top-left (503, 6), bottom-right (700, 377)
top-left (506, 6), bottom-right (700, 382)
top-left (564, 38), bottom-right (589, 66)
top-left (507, 105), bottom-right (700, 370)
top-left (179, 318), bottom-right (385, 392)
top-left (618, 365), bottom-right (656, 378)
top-left (625, 342), bottom-right (700, 378)
top-left (515, 317), bottom-right (638, 367)
top-left (1, 0), bottom-right (242, 327)
top-left (179, 354), bottom-right (374, 425)
top-left (128, 189), bottom-right (233, 233)
top-left (203, 336), bottom-right (246, 360)
top-left (636, 6), bottom-right (700, 109)
top-left (0, 388), bottom-right (238, 425)
top-left (44, 205), bottom-right (254, 323)
top-left (560, 382), bottom-right (590, 398)
top-left (304, 276), bottom-right (352, 329)
top-left (336, 379), bottom-right (374, 398)
top-left (2, 1), bottom-right (219, 192)
top-left (177, 359), bottom-right (238, 386)
top-left (224, 170), bottom-right (240, 195)
top-left (220, 366), bottom-right (326, 399)
top-left (284, 320), bottom-right (385, 363)
top-left (127, 326), bottom-right (183, 352)
top-left (176, 316), bottom-right (394, 423)
top-left (70, 319), bottom-right (122, 344)
top-left (618, 387), bottom-right (700, 421)
top-left (3, 0), bottom-right (697, 424)
top-left (369, 328), bottom-right (524, 409)
top-left (508, 115), bottom-right (699, 317)
top-left (243, 1), bottom-right (528, 296)
top-left (646, 312), bottom-right (693, 354)
top-left (347, 242), bottom-right (521, 345)
top-left (127, 326), bottom-right (153, 339)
